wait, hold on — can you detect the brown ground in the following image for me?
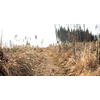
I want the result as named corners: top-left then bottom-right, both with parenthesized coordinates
top-left (0, 42), bottom-right (100, 76)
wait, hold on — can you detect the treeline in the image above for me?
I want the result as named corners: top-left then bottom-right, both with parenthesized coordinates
top-left (54, 24), bottom-right (98, 43)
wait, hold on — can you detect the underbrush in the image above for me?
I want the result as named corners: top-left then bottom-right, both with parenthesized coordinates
top-left (0, 45), bottom-right (44, 76)
top-left (47, 42), bottom-right (100, 76)
top-left (0, 42), bottom-right (100, 76)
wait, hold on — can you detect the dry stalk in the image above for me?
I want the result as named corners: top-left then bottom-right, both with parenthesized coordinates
top-left (98, 35), bottom-right (100, 64)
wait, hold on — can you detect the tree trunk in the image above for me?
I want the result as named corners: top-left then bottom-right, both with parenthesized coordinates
top-left (73, 41), bottom-right (75, 56)
top-left (59, 45), bottom-right (61, 52)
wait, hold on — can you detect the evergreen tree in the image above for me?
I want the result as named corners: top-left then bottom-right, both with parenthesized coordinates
top-left (55, 24), bottom-right (96, 43)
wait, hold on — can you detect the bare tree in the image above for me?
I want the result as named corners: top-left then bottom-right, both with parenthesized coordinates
top-left (14, 35), bottom-right (18, 46)
top-left (73, 41), bottom-right (75, 56)
top-left (95, 24), bottom-right (100, 64)
top-left (35, 35), bottom-right (37, 47)
top-left (83, 24), bottom-right (85, 32)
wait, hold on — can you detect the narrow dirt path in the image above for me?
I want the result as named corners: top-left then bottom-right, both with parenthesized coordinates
top-left (33, 49), bottom-right (61, 76)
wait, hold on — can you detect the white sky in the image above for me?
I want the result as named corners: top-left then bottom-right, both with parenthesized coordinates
top-left (0, 0), bottom-right (100, 47)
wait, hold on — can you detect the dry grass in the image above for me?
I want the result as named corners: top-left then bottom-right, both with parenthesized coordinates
top-left (48, 42), bottom-right (100, 76)
top-left (0, 42), bottom-right (100, 76)
top-left (0, 45), bottom-right (45, 76)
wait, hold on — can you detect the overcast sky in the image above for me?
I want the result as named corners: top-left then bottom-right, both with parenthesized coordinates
top-left (0, 0), bottom-right (100, 47)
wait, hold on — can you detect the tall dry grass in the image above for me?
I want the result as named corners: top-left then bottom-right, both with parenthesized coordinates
top-left (48, 42), bottom-right (100, 76)
top-left (0, 42), bottom-right (100, 76)
top-left (0, 45), bottom-right (45, 76)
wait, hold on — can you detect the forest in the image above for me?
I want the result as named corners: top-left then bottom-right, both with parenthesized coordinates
top-left (54, 24), bottom-right (98, 43)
